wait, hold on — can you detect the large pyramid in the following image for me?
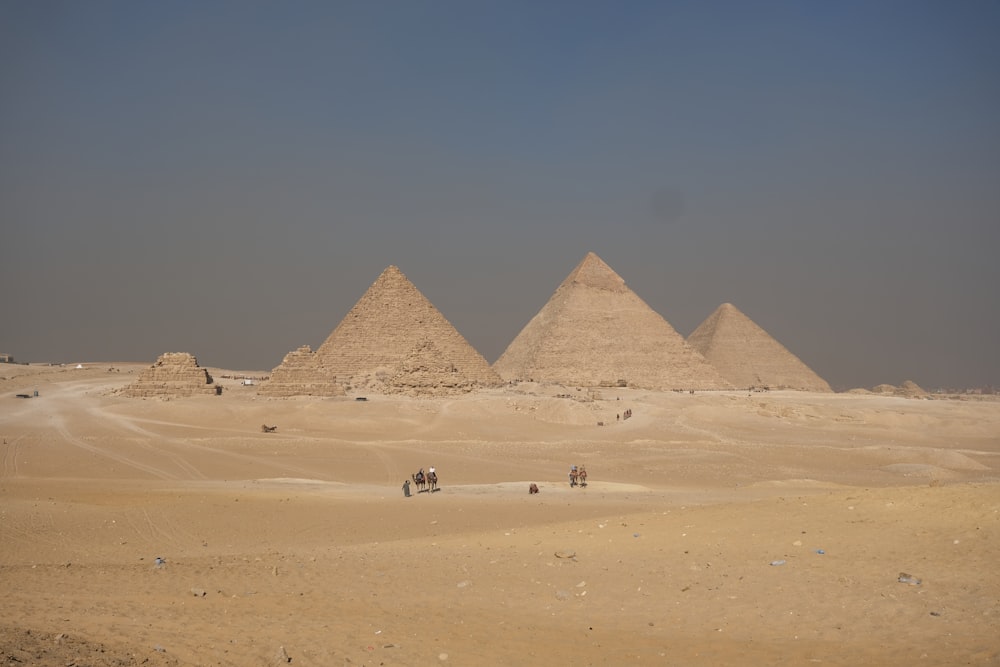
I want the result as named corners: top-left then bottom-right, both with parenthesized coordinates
top-left (305, 265), bottom-right (501, 395)
top-left (493, 252), bottom-right (732, 390)
top-left (687, 303), bottom-right (832, 392)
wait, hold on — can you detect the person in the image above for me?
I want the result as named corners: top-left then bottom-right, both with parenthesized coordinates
top-left (429, 465), bottom-right (436, 475)
top-left (402, 479), bottom-right (411, 497)
top-left (569, 465), bottom-right (578, 487)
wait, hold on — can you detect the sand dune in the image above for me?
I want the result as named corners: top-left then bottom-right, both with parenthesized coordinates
top-left (1, 364), bottom-right (998, 666)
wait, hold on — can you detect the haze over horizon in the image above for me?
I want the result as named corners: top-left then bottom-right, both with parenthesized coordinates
top-left (2, 2), bottom-right (998, 391)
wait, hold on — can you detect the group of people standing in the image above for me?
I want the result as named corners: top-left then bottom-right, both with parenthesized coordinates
top-left (402, 466), bottom-right (437, 497)
top-left (402, 464), bottom-right (590, 496)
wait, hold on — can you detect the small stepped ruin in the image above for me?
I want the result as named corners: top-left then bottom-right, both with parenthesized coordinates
top-left (258, 345), bottom-right (345, 397)
top-left (120, 352), bottom-right (219, 398)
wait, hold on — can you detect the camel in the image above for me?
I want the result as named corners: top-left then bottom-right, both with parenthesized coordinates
top-left (412, 471), bottom-right (427, 493)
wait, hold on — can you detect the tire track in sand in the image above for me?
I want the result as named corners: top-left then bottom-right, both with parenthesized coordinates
top-left (49, 412), bottom-right (179, 480)
top-left (83, 407), bottom-right (207, 480)
top-left (1, 435), bottom-right (25, 477)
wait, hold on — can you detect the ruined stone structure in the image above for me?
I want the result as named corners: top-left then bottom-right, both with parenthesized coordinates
top-left (493, 252), bottom-right (732, 390)
top-left (382, 339), bottom-right (484, 396)
top-left (687, 303), bottom-right (832, 392)
top-left (258, 345), bottom-right (345, 397)
top-left (267, 265), bottom-right (500, 396)
top-left (870, 380), bottom-right (926, 398)
top-left (120, 352), bottom-right (219, 398)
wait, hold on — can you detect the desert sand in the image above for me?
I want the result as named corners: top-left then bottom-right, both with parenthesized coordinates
top-left (1, 363), bottom-right (998, 666)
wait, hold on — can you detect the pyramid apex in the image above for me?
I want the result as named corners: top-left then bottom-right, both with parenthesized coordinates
top-left (715, 302), bottom-right (746, 318)
top-left (562, 252), bottom-right (626, 292)
top-left (370, 265), bottom-right (416, 290)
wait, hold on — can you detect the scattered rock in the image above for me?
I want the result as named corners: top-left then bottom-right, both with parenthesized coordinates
top-left (273, 645), bottom-right (291, 664)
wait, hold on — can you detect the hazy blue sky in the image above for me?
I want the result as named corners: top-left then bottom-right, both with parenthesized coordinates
top-left (2, 1), bottom-right (998, 390)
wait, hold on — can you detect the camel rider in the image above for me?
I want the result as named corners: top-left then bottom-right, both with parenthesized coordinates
top-left (417, 469), bottom-right (425, 483)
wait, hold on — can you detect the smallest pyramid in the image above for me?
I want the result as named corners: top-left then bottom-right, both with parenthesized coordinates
top-left (687, 303), bottom-right (832, 392)
top-left (121, 352), bottom-right (219, 398)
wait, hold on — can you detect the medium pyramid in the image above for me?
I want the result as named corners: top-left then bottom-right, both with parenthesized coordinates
top-left (312, 265), bottom-right (501, 393)
top-left (687, 303), bottom-right (832, 392)
top-left (493, 252), bottom-right (732, 390)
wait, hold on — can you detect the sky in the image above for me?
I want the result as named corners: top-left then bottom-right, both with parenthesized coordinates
top-left (2, 1), bottom-right (998, 391)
